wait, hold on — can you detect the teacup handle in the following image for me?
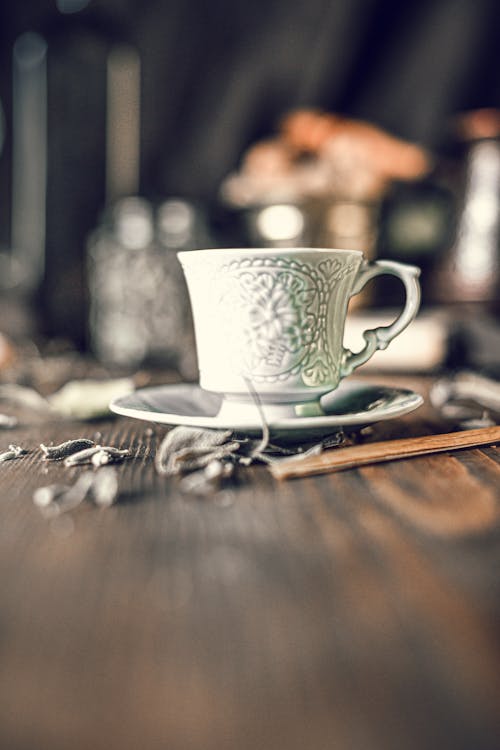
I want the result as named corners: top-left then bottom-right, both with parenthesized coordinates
top-left (340, 259), bottom-right (421, 378)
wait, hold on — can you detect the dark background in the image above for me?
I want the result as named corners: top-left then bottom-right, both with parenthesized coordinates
top-left (0, 0), bottom-right (499, 345)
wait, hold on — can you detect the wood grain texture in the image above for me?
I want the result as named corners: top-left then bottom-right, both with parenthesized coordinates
top-left (0, 377), bottom-right (499, 750)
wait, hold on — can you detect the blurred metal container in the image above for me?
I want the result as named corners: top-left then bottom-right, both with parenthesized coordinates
top-left (432, 110), bottom-right (500, 307)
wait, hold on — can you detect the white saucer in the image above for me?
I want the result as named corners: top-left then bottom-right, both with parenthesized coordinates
top-left (110, 380), bottom-right (423, 441)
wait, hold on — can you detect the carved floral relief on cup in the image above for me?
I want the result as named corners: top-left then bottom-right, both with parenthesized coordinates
top-left (216, 256), bottom-right (357, 386)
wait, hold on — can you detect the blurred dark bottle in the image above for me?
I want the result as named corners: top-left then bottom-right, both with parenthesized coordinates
top-left (1, 30), bottom-right (50, 340)
top-left (88, 197), bottom-right (209, 379)
top-left (8, 3), bottom-right (138, 347)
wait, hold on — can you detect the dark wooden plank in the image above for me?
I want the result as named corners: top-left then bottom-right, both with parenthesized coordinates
top-left (0, 393), bottom-right (498, 750)
top-left (358, 452), bottom-right (500, 536)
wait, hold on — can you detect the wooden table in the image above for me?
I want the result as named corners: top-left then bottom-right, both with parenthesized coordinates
top-left (0, 376), bottom-right (499, 750)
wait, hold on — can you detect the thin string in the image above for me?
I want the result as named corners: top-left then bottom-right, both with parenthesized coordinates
top-left (243, 376), bottom-right (270, 458)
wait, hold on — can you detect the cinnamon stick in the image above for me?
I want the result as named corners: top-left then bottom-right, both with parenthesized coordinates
top-left (270, 426), bottom-right (500, 481)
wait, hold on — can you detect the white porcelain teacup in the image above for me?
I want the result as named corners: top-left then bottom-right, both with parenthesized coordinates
top-left (178, 247), bottom-right (420, 420)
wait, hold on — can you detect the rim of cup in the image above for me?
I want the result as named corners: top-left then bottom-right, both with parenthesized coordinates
top-left (178, 247), bottom-right (364, 260)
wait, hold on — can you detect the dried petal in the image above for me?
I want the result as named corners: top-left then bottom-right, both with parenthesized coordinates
top-left (8, 444), bottom-right (28, 457)
top-left (91, 450), bottom-right (112, 467)
top-left (90, 467), bottom-right (119, 507)
top-left (63, 446), bottom-right (102, 466)
top-left (64, 445), bottom-right (130, 467)
top-left (33, 473), bottom-right (93, 516)
top-left (0, 444), bottom-right (28, 462)
top-left (33, 468), bottom-right (120, 517)
top-left (167, 441), bottom-right (240, 475)
top-left (41, 438), bottom-right (95, 461)
top-left (155, 426), bottom-right (234, 476)
top-left (91, 447), bottom-right (130, 467)
top-left (47, 377), bottom-right (134, 420)
top-left (33, 483), bottom-right (71, 508)
top-left (179, 460), bottom-right (234, 496)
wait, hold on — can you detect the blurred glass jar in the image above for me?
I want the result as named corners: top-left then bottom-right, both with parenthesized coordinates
top-left (87, 197), bottom-right (200, 378)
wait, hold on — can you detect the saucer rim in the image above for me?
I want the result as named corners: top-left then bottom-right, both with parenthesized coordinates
top-left (109, 381), bottom-right (424, 431)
